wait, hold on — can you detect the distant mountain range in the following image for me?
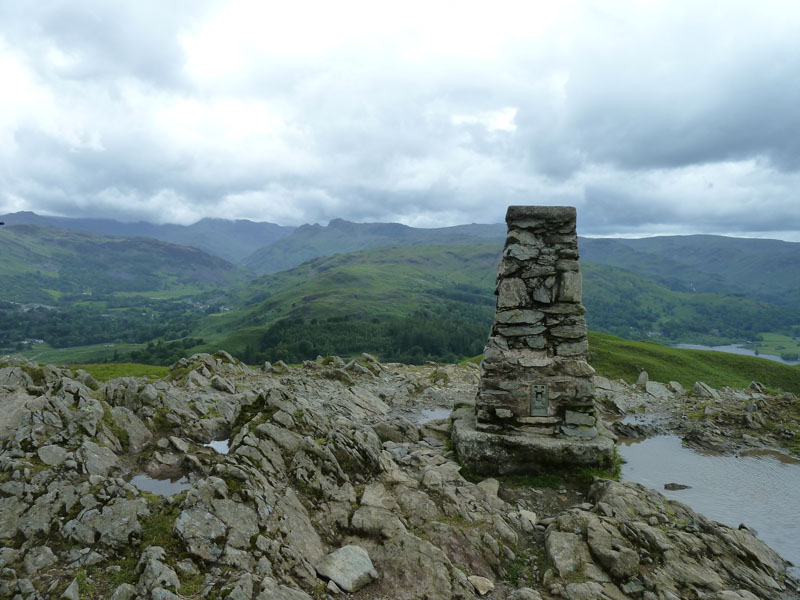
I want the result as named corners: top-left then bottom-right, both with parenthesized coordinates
top-left (241, 218), bottom-right (507, 273)
top-left (0, 211), bottom-right (293, 264)
top-left (7, 211), bottom-right (799, 312)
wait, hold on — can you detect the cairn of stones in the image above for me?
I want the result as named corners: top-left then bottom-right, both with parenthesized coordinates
top-left (475, 205), bottom-right (598, 439)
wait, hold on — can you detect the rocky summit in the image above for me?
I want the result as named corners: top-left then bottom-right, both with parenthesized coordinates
top-left (1, 353), bottom-right (798, 599)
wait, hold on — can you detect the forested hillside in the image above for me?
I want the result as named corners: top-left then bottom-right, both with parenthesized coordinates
top-left (580, 235), bottom-right (800, 308)
top-left (178, 245), bottom-right (799, 365)
top-left (0, 224), bottom-right (246, 302)
top-left (2, 219), bottom-right (798, 366)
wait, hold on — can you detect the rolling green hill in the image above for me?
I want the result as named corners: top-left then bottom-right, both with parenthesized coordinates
top-left (3, 221), bottom-right (797, 369)
top-left (0, 224), bottom-right (246, 302)
top-left (177, 244), bottom-right (798, 366)
top-left (582, 262), bottom-right (797, 342)
top-left (194, 244), bottom-right (501, 363)
top-left (242, 218), bottom-right (506, 273)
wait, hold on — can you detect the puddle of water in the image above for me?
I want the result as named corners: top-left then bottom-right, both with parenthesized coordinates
top-left (130, 474), bottom-right (191, 497)
top-left (204, 439), bottom-right (230, 454)
top-left (620, 436), bottom-right (800, 568)
top-left (416, 408), bottom-right (452, 424)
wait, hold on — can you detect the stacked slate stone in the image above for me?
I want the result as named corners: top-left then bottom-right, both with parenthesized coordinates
top-left (475, 205), bottom-right (598, 439)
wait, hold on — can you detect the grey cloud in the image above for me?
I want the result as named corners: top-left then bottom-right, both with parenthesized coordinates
top-left (581, 185), bottom-right (800, 236)
top-left (1, 1), bottom-right (799, 239)
top-left (0, 1), bottom-right (214, 86)
top-left (563, 10), bottom-right (800, 173)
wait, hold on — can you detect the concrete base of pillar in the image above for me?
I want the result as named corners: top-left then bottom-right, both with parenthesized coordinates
top-left (452, 409), bottom-right (615, 476)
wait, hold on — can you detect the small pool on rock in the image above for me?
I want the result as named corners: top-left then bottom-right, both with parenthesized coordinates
top-left (204, 439), bottom-right (230, 454)
top-left (619, 435), bottom-right (800, 570)
top-left (415, 408), bottom-right (452, 424)
top-left (130, 474), bottom-right (191, 497)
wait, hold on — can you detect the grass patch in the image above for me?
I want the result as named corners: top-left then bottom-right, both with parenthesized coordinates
top-left (750, 332), bottom-right (800, 360)
top-left (20, 363), bottom-right (46, 385)
top-left (23, 342), bottom-right (146, 365)
top-left (75, 363), bottom-right (169, 382)
top-left (505, 546), bottom-right (540, 586)
top-left (588, 331), bottom-right (800, 394)
top-left (459, 466), bottom-right (562, 489)
top-left (75, 567), bottom-right (97, 595)
top-left (102, 492), bottom-right (188, 589)
top-left (132, 491), bottom-right (187, 553)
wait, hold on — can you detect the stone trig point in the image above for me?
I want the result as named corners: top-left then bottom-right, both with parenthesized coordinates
top-left (453, 206), bottom-right (614, 475)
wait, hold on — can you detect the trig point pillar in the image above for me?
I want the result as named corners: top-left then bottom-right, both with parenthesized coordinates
top-left (452, 206), bottom-right (614, 475)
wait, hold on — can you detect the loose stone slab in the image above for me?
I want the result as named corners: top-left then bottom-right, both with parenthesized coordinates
top-left (468, 575), bottom-right (495, 596)
top-left (316, 545), bottom-right (378, 593)
top-left (37, 444), bottom-right (68, 466)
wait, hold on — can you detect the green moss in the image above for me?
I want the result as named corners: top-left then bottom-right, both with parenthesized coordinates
top-left (101, 403), bottom-right (130, 452)
top-left (224, 477), bottom-right (243, 497)
top-left (150, 412), bottom-right (175, 433)
top-left (579, 446), bottom-right (623, 483)
top-left (311, 582), bottom-right (328, 600)
top-left (429, 369), bottom-right (450, 385)
top-left (458, 464), bottom-right (562, 489)
top-left (21, 363), bottom-right (46, 386)
top-left (323, 369), bottom-right (353, 385)
top-left (75, 567), bottom-right (96, 595)
top-left (563, 569), bottom-right (589, 584)
top-left (180, 572), bottom-right (206, 597)
top-left (436, 513), bottom-right (469, 526)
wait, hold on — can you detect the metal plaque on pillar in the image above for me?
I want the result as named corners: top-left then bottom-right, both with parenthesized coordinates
top-left (530, 384), bottom-right (548, 416)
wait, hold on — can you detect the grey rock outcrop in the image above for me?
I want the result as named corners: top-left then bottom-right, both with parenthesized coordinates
top-left (0, 352), bottom-right (797, 600)
top-left (540, 479), bottom-right (794, 600)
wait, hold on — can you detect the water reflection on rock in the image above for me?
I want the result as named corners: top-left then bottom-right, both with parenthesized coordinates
top-left (130, 474), bottom-right (191, 497)
top-left (415, 407), bottom-right (452, 424)
top-left (204, 439), bottom-right (230, 454)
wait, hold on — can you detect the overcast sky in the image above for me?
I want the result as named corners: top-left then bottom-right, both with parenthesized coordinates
top-left (1, 1), bottom-right (799, 239)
